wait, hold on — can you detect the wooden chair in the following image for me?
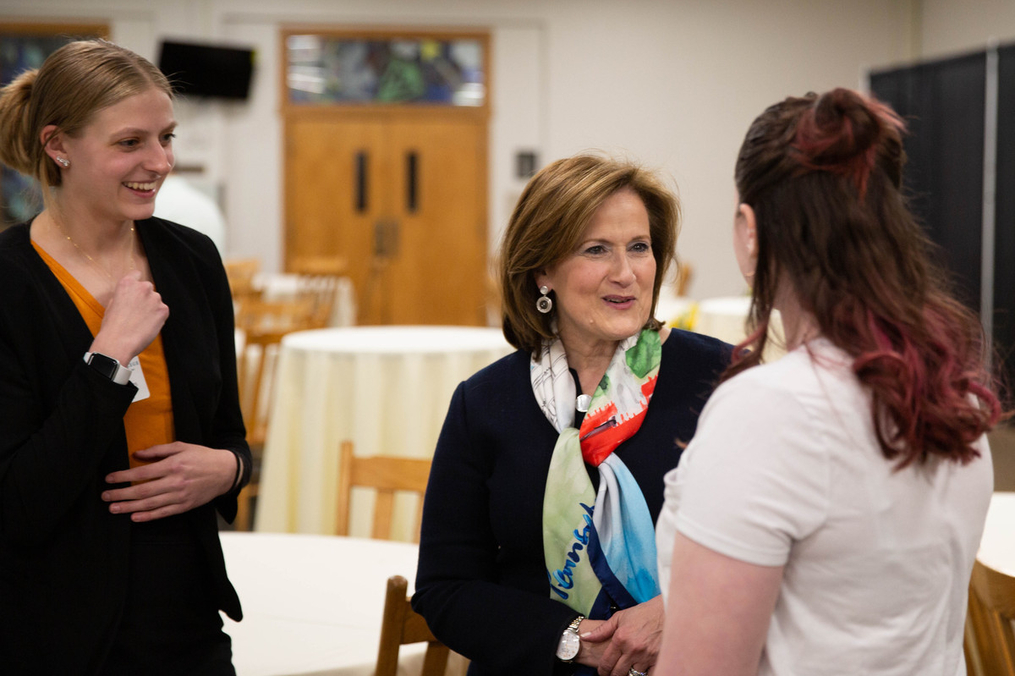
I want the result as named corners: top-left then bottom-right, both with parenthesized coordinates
top-left (335, 440), bottom-right (431, 542)
top-left (232, 298), bottom-right (321, 530)
top-left (237, 329), bottom-right (290, 450)
top-left (235, 297), bottom-right (316, 335)
top-left (224, 258), bottom-right (262, 306)
top-left (289, 254), bottom-right (348, 277)
top-left (965, 559), bottom-right (1015, 676)
top-left (294, 274), bottom-right (341, 329)
top-left (675, 261), bottom-right (693, 296)
top-left (375, 575), bottom-right (449, 676)
top-left (233, 328), bottom-right (289, 531)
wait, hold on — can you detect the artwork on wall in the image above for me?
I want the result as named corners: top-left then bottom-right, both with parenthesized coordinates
top-left (0, 22), bottom-right (107, 229)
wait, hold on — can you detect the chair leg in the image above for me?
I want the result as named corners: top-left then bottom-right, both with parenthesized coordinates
top-left (235, 483), bottom-right (259, 531)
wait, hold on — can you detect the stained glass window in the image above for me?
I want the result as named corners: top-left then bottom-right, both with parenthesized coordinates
top-left (285, 35), bottom-right (485, 107)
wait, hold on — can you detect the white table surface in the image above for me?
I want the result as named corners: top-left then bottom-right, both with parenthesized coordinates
top-left (256, 326), bottom-right (512, 536)
top-left (222, 532), bottom-right (427, 676)
top-left (656, 295), bottom-right (786, 359)
top-left (282, 326), bottom-right (511, 354)
top-left (978, 491), bottom-right (1015, 576)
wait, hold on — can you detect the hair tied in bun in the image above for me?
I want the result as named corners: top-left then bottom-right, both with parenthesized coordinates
top-left (791, 88), bottom-right (903, 201)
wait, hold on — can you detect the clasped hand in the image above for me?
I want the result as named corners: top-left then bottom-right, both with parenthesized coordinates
top-left (102, 442), bottom-right (236, 522)
top-left (577, 595), bottom-right (664, 676)
top-left (90, 270), bottom-right (169, 366)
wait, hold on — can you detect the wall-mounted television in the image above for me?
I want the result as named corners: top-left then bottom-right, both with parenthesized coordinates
top-left (157, 40), bottom-right (254, 101)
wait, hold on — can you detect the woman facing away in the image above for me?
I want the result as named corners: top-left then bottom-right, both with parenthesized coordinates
top-left (0, 40), bottom-right (250, 674)
top-left (412, 154), bottom-right (731, 676)
top-left (655, 88), bottom-right (1002, 676)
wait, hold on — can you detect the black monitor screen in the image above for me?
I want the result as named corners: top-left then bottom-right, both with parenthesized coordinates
top-left (158, 40), bottom-right (254, 100)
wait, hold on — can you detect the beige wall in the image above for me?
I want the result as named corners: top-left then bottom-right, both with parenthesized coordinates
top-left (920, 0), bottom-right (1015, 58)
top-left (1, 0), bottom-right (915, 300)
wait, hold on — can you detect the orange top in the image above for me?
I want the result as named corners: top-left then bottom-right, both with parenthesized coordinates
top-left (32, 242), bottom-right (175, 469)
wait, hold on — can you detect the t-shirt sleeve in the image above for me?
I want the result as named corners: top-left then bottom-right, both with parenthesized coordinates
top-left (659, 372), bottom-right (831, 570)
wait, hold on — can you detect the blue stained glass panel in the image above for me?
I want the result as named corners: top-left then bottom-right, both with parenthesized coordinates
top-left (0, 31), bottom-right (103, 227)
top-left (286, 35), bottom-right (485, 107)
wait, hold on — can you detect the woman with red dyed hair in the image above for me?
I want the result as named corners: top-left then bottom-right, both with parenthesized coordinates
top-left (651, 88), bottom-right (1001, 676)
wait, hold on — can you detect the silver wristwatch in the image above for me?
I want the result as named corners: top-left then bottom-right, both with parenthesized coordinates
top-left (555, 615), bottom-right (584, 662)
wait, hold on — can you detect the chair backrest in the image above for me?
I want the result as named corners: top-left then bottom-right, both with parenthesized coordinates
top-left (675, 262), bottom-right (693, 296)
top-left (236, 297), bottom-right (316, 335)
top-left (335, 440), bottom-right (431, 542)
top-left (236, 329), bottom-right (289, 448)
top-left (966, 559), bottom-right (1015, 676)
top-left (375, 575), bottom-right (449, 676)
top-left (294, 275), bottom-right (341, 329)
top-left (224, 258), bottom-right (261, 300)
top-left (289, 254), bottom-right (348, 277)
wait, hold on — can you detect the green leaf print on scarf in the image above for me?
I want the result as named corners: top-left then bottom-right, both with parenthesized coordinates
top-left (626, 329), bottom-right (661, 378)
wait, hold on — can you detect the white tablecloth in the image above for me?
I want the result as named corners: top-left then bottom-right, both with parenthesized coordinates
top-left (222, 532), bottom-right (445, 676)
top-left (978, 491), bottom-right (1015, 575)
top-left (657, 295), bottom-right (786, 360)
top-left (256, 326), bottom-right (513, 536)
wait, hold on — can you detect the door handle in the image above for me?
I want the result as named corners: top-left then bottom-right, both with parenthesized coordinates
top-left (406, 151), bottom-right (418, 213)
top-left (356, 151), bottom-right (368, 213)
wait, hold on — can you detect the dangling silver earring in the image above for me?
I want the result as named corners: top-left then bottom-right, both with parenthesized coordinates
top-left (536, 285), bottom-right (553, 314)
top-left (56, 157), bottom-right (69, 168)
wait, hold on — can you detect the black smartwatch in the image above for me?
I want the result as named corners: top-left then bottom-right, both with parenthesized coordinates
top-left (84, 352), bottom-right (132, 385)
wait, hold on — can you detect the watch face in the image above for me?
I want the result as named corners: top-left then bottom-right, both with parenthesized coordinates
top-left (556, 630), bottom-right (580, 660)
top-left (87, 353), bottom-right (119, 379)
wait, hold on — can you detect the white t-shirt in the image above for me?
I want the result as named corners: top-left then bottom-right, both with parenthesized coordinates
top-left (656, 338), bottom-right (993, 676)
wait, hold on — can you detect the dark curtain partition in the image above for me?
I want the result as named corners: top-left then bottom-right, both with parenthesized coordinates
top-left (870, 53), bottom-right (987, 313)
top-left (871, 45), bottom-right (1015, 393)
top-left (995, 45), bottom-right (1015, 388)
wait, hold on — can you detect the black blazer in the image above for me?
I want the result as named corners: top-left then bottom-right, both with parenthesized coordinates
top-left (0, 218), bottom-right (251, 674)
top-left (412, 330), bottom-right (730, 676)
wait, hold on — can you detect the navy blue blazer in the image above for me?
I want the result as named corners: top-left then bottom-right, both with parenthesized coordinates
top-left (413, 330), bottom-right (730, 675)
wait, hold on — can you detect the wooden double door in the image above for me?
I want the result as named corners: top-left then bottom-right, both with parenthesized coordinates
top-left (285, 112), bottom-right (488, 326)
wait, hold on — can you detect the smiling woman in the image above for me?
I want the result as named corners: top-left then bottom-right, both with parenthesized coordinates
top-left (536, 187), bottom-right (657, 390)
top-left (0, 40), bottom-right (249, 675)
top-left (412, 154), bottom-right (732, 676)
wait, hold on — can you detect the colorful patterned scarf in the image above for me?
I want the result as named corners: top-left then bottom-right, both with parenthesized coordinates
top-left (534, 329), bottom-right (663, 618)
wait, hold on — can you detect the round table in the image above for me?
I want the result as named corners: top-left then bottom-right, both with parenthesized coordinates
top-left (222, 532), bottom-right (460, 676)
top-left (978, 491), bottom-right (1015, 575)
top-left (657, 295), bottom-right (786, 360)
top-left (256, 326), bottom-right (512, 536)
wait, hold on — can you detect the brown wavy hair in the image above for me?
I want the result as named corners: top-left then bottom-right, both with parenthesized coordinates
top-left (730, 88), bottom-right (1001, 467)
top-left (0, 39), bottom-right (172, 198)
top-left (500, 153), bottom-right (681, 357)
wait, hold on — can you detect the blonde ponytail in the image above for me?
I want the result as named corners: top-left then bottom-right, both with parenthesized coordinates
top-left (0, 69), bottom-right (45, 181)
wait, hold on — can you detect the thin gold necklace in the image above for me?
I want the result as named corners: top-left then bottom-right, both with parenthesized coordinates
top-left (53, 216), bottom-right (137, 281)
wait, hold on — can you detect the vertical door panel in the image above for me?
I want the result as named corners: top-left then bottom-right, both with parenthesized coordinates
top-left (286, 117), bottom-right (386, 323)
top-left (386, 119), bottom-right (487, 325)
top-left (285, 115), bottom-right (487, 326)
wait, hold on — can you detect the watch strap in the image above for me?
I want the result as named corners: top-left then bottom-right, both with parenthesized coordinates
top-left (84, 352), bottom-right (132, 386)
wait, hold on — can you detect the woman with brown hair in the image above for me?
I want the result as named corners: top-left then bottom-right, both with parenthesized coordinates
top-left (413, 154), bottom-right (730, 676)
top-left (0, 40), bottom-right (249, 674)
top-left (655, 88), bottom-right (1002, 676)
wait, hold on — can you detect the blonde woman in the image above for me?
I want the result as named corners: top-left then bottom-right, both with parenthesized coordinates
top-left (0, 40), bottom-right (249, 674)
